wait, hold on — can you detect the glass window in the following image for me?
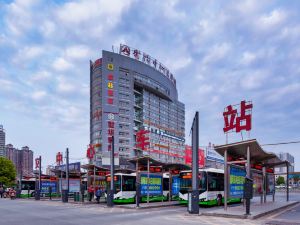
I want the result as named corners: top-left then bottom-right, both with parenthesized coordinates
top-left (122, 176), bottom-right (136, 191)
top-left (207, 172), bottom-right (224, 191)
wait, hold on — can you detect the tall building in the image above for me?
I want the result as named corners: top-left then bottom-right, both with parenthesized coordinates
top-left (0, 125), bottom-right (5, 157)
top-left (276, 152), bottom-right (295, 173)
top-left (90, 45), bottom-right (185, 166)
top-left (5, 144), bottom-right (34, 177)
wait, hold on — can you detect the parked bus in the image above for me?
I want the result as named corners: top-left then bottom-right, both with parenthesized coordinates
top-left (106, 172), bottom-right (171, 203)
top-left (20, 178), bottom-right (36, 197)
top-left (179, 168), bottom-right (241, 206)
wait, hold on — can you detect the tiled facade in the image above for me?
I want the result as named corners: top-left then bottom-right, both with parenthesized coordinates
top-left (90, 50), bottom-right (185, 166)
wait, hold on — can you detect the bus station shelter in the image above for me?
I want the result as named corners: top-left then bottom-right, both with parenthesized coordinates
top-left (81, 164), bottom-right (109, 191)
top-left (214, 139), bottom-right (290, 212)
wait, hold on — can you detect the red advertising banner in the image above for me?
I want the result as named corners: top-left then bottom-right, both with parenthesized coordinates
top-left (184, 145), bottom-right (205, 168)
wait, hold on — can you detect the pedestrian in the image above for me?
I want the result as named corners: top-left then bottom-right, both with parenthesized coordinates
top-left (95, 188), bottom-right (102, 204)
top-left (88, 185), bottom-right (94, 202)
top-left (0, 186), bottom-right (4, 198)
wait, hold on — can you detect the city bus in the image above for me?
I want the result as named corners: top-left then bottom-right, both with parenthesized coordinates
top-left (178, 168), bottom-right (241, 206)
top-left (106, 172), bottom-right (168, 203)
top-left (20, 178), bottom-right (36, 197)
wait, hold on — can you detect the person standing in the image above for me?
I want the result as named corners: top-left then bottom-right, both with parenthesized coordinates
top-left (95, 188), bottom-right (102, 204)
top-left (0, 186), bottom-right (4, 198)
top-left (88, 185), bottom-right (94, 202)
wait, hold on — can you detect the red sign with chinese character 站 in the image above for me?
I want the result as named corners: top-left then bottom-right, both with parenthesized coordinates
top-left (223, 100), bottom-right (253, 133)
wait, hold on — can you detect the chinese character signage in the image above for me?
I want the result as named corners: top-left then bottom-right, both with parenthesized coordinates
top-left (229, 165), bottom-right (246, 198)
top-left (136, 129), bottom-right (150, 151)
top-left (35, 158), bottom-right (40, 169)
top-left (140, 173), bottom-right (163, 196)
top-left (86, 144), bottom-right (95, 160)
top-left (41, 181), bottom-right (57, 193)
top-left (223, 100), bottom-right (253, 133)
top-left (56, 152), bottom-right (63, 165)
top-left (119, 44), bottom-right (176, 87)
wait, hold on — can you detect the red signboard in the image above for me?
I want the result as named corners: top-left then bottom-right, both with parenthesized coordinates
top-left (56, 152), bottom-right (63, 165)
top-left (136, 129), bottom-right (150, 151)
top-left (184, 145), bottom-right (205, 168)
top-left (35, 158), bottom-right (40, 169)
top-left (86, 144), bottom-right (95, 160)
top-left (223, 100), bottom-right (253, 133)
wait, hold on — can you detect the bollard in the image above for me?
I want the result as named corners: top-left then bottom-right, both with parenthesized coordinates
top-left (35, 190), bottom-right (40, 200)
top-left (62, 190), bottom-right (68, 203)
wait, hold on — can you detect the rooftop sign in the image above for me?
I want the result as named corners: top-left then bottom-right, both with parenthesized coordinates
top-left (119, 44), bottom-right (176, 87)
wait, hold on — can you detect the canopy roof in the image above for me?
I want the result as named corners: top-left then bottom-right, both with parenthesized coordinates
top-left (128, 156), bottom-right (165, 167)
top-left (81, 164), bottom-right (109, 171)
top-left (214, 139), bottom-right (286, 166)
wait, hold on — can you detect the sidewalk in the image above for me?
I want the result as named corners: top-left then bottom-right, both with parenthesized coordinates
top-left (200, 199), bottom-right (298, 219)
top-left (115, 201), bottom-right (180, 209)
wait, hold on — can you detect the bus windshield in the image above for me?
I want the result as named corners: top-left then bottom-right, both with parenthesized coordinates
top-left (207, 172), bottom-right (224, 191)
top-left (122, 175), bottom-right (136, 191)
top-left (106, 175), bottom-right (121, 193)
top-left (179, 171), bottom-right (207, 193)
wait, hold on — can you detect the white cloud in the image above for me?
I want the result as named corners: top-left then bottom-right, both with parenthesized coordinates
top-left (56, 77), bottom-right (76, 94)
top-left (31, 90), bottom-right (47, 101)
top-left (256, 9), bottom-right (287, 30)
top-left (240, 51), bottom-right (257, 65)
top-left (240, 70), bottom-right (270, 90)
top-left (202, 43), bottom-right (231, 65)
top-left (266, 83), bottom-right (300, 103)
top-left (52, 57), bottom-right (73, 71)
top-left (65, 45), bottom-right (91, 60)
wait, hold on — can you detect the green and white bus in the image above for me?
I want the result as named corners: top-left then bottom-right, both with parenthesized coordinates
top-left (179, 168), bottom-right (241, 206)
top-left (106, 172), bottom-right (171, 203)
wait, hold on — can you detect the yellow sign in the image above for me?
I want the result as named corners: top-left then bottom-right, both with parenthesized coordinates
top-left (107, 82), bottom-right (113, 89)
top-left (107, 64), bottom-right (114, 71)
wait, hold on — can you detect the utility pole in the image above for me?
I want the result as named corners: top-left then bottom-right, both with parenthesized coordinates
top-left (66, 148), bottom-right (69, 193)
top-left (188, 112), bottom-right (199, 214)
top-left (39, 156), bottom-right (42, 191)
top-left (107, 136), bottom-right (115, 207)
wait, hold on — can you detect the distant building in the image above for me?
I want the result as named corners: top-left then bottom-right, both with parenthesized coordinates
top-left (46, 165), bottom-right (55, 176)
top-left (0, 125), bottom-right (5, 157)
top-left (275, 152), bottom-right (295, 174)
top-left (5, 144), bottom-right (34, 178)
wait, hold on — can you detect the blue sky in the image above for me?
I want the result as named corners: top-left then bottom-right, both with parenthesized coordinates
top-left (0, 0), bottom-right (300, 170)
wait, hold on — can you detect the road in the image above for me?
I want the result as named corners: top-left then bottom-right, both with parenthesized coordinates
top-left (0, 192), bottom-right (299, 225)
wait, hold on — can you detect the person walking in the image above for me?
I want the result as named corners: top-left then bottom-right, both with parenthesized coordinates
top-left (0, 186), bottom-right (4, 198)
top-left (95, 188), bottom-right (102, 204)
top-left (88, 185), bottom-right (94, 202)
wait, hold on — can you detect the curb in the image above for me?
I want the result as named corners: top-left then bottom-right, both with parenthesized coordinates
top-left (115, 203), bottom-right (182, 210)
top-left (200, 201), bottom-right (299, 220)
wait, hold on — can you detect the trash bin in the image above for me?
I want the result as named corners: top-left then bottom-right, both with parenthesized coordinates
top-left (62, 190), bottom-right (68, 203)
top-left (73, 192), bottom-right (80, 202)
top-left (35, 190), bottom-right (40, 200)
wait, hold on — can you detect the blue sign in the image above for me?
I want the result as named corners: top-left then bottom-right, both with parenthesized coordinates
top-left (229, 166), bottom-right (246, 198)
top-left (140, 174), bottom-right (162, 196)
top-left (41, 181), bottom-right (57, 193)
top-left (172, 176), bottom-right (180, 195)
top-left (55, 162), bottom-right (81, 173)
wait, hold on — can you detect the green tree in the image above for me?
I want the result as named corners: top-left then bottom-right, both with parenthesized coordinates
top-left (0, 157), bottom-right (17, 187)
top-left (276, 176), bottom-right (285, 185)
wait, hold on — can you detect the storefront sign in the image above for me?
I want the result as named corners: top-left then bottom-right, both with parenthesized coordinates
top-left (140, 174), bottom-right (163, 196)
top-left (119, 44), bottom-right (176, 86)
top-left (229, 165), bottom-right (246, 198)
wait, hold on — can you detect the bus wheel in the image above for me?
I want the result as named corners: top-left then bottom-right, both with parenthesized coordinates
top-left (217, 195), bottom-right (222, 206)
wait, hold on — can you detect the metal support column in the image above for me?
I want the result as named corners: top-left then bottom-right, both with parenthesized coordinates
top-left (136, 159), bottom-right (140, 208)
top-left (107, 136), bottom-right (115, 207)
top-left (147, 157), bottom-right (150, 205)
top-left (286, 161), bottom-right (289, 202)
top-left (224, 149), bottom-right (228, 211)
top-left (246, 146), bottom-right (250, 177)
top-left (169, 169), bottom-right (172, 202)
top-left (263, 166), bottom-right (266, 203)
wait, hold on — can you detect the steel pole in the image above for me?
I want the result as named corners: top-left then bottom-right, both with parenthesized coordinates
top-left (39, 156), bottom-right (42, 191)
top-left (66, 148), bottom-right (69, 192)
top-left (147, 157), bottom-right (150, 204)
top-left (224, 149), bottom-right (228, 211)
top-left (263, 167), bottom-right (266, 203)
top-left (286, 161), bottom-right (289, 202)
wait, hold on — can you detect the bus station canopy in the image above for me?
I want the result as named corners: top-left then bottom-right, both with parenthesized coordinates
top-left (128, 156), bottom-right (165, 167)
top-left (163, 163), bottom-right (191, 171)
top-left (214, 139), bottom-right (285, 166)
top-left (81, 164), bottom-right (109, 171)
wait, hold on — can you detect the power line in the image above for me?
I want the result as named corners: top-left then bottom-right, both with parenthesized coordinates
top-left (261, 140), bottom-right (300, 146)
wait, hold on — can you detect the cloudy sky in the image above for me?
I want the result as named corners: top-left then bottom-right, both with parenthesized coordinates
top-left (1, 0), bottom-right (300, 170)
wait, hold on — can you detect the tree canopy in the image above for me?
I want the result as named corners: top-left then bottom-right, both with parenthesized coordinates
top-left (0, 157), bottom-right (17, 187)
top-left (276, 176), bottom-right (285, 185)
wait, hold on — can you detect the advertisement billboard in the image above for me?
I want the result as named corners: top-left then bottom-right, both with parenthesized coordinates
top-left (229, 165), bottom-right (246, 198)
top-left (60, 179), bottom-right (81, 192)
top-left (172, 176), bottom-right (180, 195)
top-left (267, 173), bottom-right (275, 195)
top-left (140, 174), bottom-right (162, 196)
top-left (252, 171), bottom-right (263, 196)
top-left (41, 180), bottom-right (57, 193)
top-left (55, 162), bottom-right (81, 173)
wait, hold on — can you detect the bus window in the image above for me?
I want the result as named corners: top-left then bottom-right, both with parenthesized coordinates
top-left (163, 178), bottom-right (169, 191)
top-left (106, 175), bottom-right (121, 193)
top-left (208, 172), bottom-right (224, 191)
top-left (199, 172), bottom-right (207, 192)
top-left (122, 176), bottom-right (136, 191)
top-left (180, 172), bottom-right (207, 193)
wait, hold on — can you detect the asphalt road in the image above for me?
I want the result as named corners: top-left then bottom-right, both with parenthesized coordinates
top-left (1, 192), bottom-right (299, 225)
